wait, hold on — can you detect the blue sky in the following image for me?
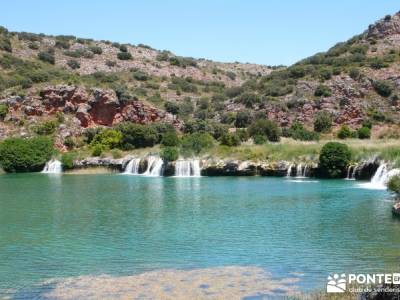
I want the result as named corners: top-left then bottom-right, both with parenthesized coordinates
top-left (2, 1), bottom-right (399, 65)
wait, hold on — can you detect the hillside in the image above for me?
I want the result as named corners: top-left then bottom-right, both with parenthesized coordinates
top-left (1, 11), bottom-right (400, 152)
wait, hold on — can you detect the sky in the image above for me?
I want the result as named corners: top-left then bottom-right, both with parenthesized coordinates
top-left (2, 1), bottom-right (399, 66)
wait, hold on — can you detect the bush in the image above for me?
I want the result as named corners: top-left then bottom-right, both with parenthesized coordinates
top-left (160, 146), bottom-right (179, 162)
top-left (63, 136), bottom-right (75, 149)
top-left (0, 104), bottom-right (8, 119)
top-left (111, 149), bottom-right (123, 159)
top-left (220, 133), bottom-right (241, 146)
top-left (313, 111), bottom-right (332, 133)
top-left (38, 51), bottom-right (55, 64)
top-left (349, 68), bottom-right (360, 80)
top-left (89, 45), bottom-right (103, 55)
top-left (248, 119), bottom-right (281, 142)
top-left (181, 133), bottom-right (214, 154)
top-left (236, 92), bottom-right (260, 108)
top-left (0, 136), bottom-right (54, 172)
top-left (132, 70), bottom-right (148, 81)
top-left (388, 175), bottom-right (400, 193)
top-left (117, 52), bottom-right (132, 60)
top-left (119, 44), bottom-right (128, 52)
top-left (234, 110), bottom-right (252, 128)
top-left (90, 129), bottom-right (122, 149)
top-left (91, 144), bottom-right (104, 157)
top-left (337, 125), bottom-right (352, 139)
top-left (161, 131), bottom-right (179, 147)
top-left (314, 85), bottom-right (332, 97)
top-left (115, 123), bottom-right (158, 149)
top-left (67, 59), bottom-right (80, 69)
top-left (373, 80), bottom-right (393, 97)
top-left (318, 142), bottom-right (351, 178)
top-left (357, 126), bottom-right (371, 139)
top-left (288, 122), bottom-right (319, 141)
top-left (164, 101), bottom-right (180, 115)
top-left (61, 152), bottom-right (75, 170)
top-left (33, 120), bottom-right (58, 135)
top-left (253, 134), bottom-right (267, 144)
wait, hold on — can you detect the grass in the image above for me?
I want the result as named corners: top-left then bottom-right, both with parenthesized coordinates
top-left (206, 138), bottom-right (400, 164)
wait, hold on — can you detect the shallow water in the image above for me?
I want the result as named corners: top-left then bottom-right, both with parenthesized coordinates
top-left (0, 174), bottom-right (399, 298)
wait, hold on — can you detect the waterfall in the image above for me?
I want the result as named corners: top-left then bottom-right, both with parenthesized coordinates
top-left (175, 159), bottom-right (201, 177)
top-left (142, 156), bottom-right (163, 177)
top-left (124, 158), bottom-right (141, 175)
top-left (359, 162), bottom-right (400, 189)
top-left (296, 164), bottom-right (303, 178)
top-left (42, 159), bottom-right (62, 174)
top-left (302, 165), bottom-right (308, 177)
top-left (346, 165), bottom-right (357, 180)
top-left (286, 164), bottom-right (294, 177)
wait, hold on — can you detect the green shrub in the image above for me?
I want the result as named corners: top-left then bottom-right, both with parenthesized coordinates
top-left (67, 59), bottom-right (80, 69)
top-left (0, 136), bottom-right (54, 172)
top-left (253, 134), bottom-right (267, 144)
top-left (0, 104), bottom-right (8, 119)
top-left (362, 119), bottom-right (373, 129)
top-left (61, 152), bottom-right (75, 170)
top-left (161, 131), bottom-right (179, 147)
top-left (91, 144), bottom-right (104, 157)
top-left (181, 133), bottom-right (214, 154)
top-left (314, 85), bottom-right (332, 97)
top-left (248, 119), bottom-right (281, 142)
top-left (0, 35), bottom-right (12, 52)
top-left (318, 142), bottom-right (351, 178)
top-left (105, 60), bottom-right (116, 67)
top-left (357, 126), bottom-right (371, 139)
top-left (111, 149), bottom-right (123, 159)
top-left (372, 80), bottom-right (393, 97)
top-left (220, 133), bottom-right (241, 146)
top-left (236, 92), bottom-right (260, 108)
top-left (164, 101), bottom-right (180, 115)
top-left (160, 146), bottom-right (179, 162)
top-left (313, 111), bottom-right (332, 133)
top-left (388, 175), bottom-right (400, 193)
top-left (119, 44), bottom-right (128, 52)
top-left (63, 136), bottom-right (75, 149)
top-left (337, 125), bottom-right (352, 139)
top-left (38, 51), bottom-right (55, 64)
top-left (117, 52), bottom-right (132, 60)
top-left (89, 45), bottom-right (103, 55)
top-left (33, 120), bottom-right (58, 135)
top-left (349, 68), bottom-right (360, 80)
top-left (226, 71), bottom-right (236, 80)
top-left (288, 122), bottom-right (319, 141)
top-left (132, 70), bottom-right (148, 81)
top-left (90, 129), bottom-right (122, 149)
top-left (234, 110), bottom-right (252, 128)
top-left (115, 123), bottom-right (158, 149)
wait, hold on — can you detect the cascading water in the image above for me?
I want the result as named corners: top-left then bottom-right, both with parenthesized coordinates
top-left (42, 159), bottom-right (62, 174)
top-left (359, 162), bottom-right (400, 189)
top-left (175, 159), bottom-right (201, 177)
top-left (142, 156), bottom-right (163, 177)
top-left (124, 158), bottom-right (141, 175)
top-left (345, 165), bottom-right (357, 180)
top-left (286, 164), bottom-right (294, 177)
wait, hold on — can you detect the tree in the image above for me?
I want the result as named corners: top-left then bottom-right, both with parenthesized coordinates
top-left (90, 129), bottom-right (122, 149)
top-left (0, 137), bottom-right (54, 172)
top-left (220, 133), bottom-right (241, 146)
top-left (248, 119), bottom-right (281, 142)
top-left (318, 142), bottom-right (351, 178)
top-left (288, 122), bottom-right (319, 141)
top-left (181, 133), bottom-right (214, 155)
top-left (115, 123), bottom-right (158, 149)
top-left (314, 111), bottom-right (332, 133)
top-left (161, 131), bottom-right (179, 147)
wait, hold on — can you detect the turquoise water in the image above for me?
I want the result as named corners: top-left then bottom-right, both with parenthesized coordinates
top-left (1, 174), bottom-right (400, 297)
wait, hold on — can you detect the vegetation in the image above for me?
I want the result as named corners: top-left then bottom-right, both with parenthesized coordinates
top-left (38, 51), bottom-right (55, 64)
top-left (357, 126), bottom-right (371, 139)
top-left (248, 119), bottom-right (281, 142)
top-left (61, 152), bottom-right (76, 169)
top-left (0, 104), bottom-right (8, 119)
top-left (117, 52), bottom-right (132, 60)
top-left (0, 137), bottom-right (54, 172)
top-left (181, 133), bottom-right (214, 155)
top-left (318, 142), bottom-right (351, 178)
top-left (160, 146), bottom-right (179, 162)
top-left (115, 123), bottom-right (158, 149)
top-left (314, 111), bottom-right (332, 133)
top-left (33, 120), bottom-right (58, 135)
top-left (388, 175), bottom-right (400, 193)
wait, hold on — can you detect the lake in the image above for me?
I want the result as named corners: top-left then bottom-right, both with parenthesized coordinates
top-left (1, 174), bottom-right (399, 298)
